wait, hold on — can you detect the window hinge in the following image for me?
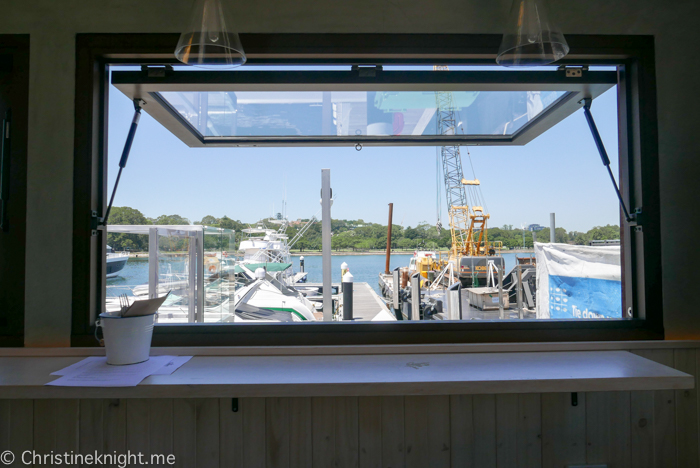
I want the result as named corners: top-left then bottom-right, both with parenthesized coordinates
top-left (628, 207), bottom-right (644, 232)
top-left (91, 210), bottom-right (104, 236)
top-left (141, 64), bottom-right (174, 78)
top-left (352, 64), bottom-right (383, 78)
top-left (558, 65), bottom-right (588, 78)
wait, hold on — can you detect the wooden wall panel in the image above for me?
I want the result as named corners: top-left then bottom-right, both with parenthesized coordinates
top-left (173, 398), bottom-right (220, 467)
top-left (312, 397), bottom-right (335, 467)
top-left (473, 394), bottom-right (497, 467)
top-left (125, 399), bottom-right (149, 456)
top-left (219, 397), bottom-right (243, 467)
top-left (650, 350), bottom-right (678, 468)
top-left (516, 393), bottom-right (542, 468)
top-left (335, 397), bottom-right (359, 468)
top-left (0, 347), bottom-right (699, 468)
top-left (244, 398), bottom-right (267, 468)
top-left (674, 349), bottom-right (699, 468)
top-left (404, 395), bottom-right (430, 468)
top-left (358, 396), bottom-right (381, 468)
top-left (630, 390), bottom-right (654, 468)
top-left (496, 394), bottom-right (517, 468)
top-left (78, 399), bottom-right (103, 455)
top-left (381, 396), bottom-right (405, 468)
top-left (541, 392), bottom-right (586, 467)
top-left (632, 348), bottom-right (678, 467)
top-left (289, 397), bottom-right (312, 468)
top-left (266, 397), bottom-right (290, 468)
top-left (404, 395), bottom-right (451, 468)
top-left (195, 398), bottom-right (220, 466)
top-left (33, 399), bottom-right (79, 457)
top-left (0, 399), bottom-right (32, 467)
top-left (148, 399), bottom-right (174, 456)
top-left (450, 394), bottom-right (474, 468)
top-left (586, 391), bottom-right (631, 467)
top-left (173, 398), bottom-right (197, 467)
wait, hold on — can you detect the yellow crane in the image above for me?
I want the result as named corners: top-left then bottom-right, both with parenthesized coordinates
top-left (434, 66), bottom-right (502, 285)
top-left (433, 66), bottom-right (495, 259)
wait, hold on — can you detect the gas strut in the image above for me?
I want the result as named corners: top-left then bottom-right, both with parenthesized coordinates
top-left (101, 98), bottom-right (146, 226)
top-left (580, 97), bottom-right (637, 224)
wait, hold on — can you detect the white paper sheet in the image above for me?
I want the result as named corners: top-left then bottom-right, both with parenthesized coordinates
top-left (47, 355), bottom-right (192, 387)
top-left (50, 356), bottom-right (104, 376)
top-left (151, 355), bottom-right (193, 375)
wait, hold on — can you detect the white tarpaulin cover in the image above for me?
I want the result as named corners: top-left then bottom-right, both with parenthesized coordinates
top-left (535, 243), bottom-right (622, 319)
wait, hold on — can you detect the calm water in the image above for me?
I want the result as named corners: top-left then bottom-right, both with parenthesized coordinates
top-left (107, 253), bottom-right (521, 296)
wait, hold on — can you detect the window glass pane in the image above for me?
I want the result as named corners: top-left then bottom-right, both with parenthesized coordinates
top-left (157, 90), bottom-right (569, 138)
top-left (105, 225), bottom-right (236, 322)
top-left (106, 64), bottom-right (623, 325)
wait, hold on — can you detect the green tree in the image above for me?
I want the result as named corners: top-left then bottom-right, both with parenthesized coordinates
top-left (219, 216), bottom-right (235, 230)
top-left (397, 237), bottom-right (416, 250)
top-left (155, 214), bottom-right (190, 225)
top-left (199, 215), bottom-right (219, 225)
top-left (106, 206), bottom-right (149, 251)
top-left (588, 224), bottom-right (620, 241)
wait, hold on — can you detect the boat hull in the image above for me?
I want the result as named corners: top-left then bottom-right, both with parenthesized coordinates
top-left (106, 255), bottom-right (128, 278)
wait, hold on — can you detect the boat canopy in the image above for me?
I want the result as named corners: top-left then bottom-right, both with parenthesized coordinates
top-left (107, 224), bottom-right (232, 234)
top-left (234, 262), bottom-right (292, 274)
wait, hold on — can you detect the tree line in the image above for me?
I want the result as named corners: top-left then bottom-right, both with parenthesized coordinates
top-left (107, 206), bottom-right (620, 253)
top-left (106, 207), bottom-right (246, 252)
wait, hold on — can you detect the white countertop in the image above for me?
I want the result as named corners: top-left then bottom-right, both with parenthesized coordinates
top-left (0, 350), bottom-right (692, 398)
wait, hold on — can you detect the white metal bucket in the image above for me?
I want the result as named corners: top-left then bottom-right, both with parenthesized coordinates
top-left (97, 313), bottom-right (155, 365)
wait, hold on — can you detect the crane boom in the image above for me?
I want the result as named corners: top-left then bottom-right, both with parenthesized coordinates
top-left (434, 66), bottom-right (492, 260)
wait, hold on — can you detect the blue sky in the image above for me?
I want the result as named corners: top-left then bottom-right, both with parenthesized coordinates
top-left (107, 68), bottom-right (620, 233)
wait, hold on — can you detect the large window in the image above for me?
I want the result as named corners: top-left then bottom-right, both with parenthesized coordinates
top-left (71, 34), bottom-right (661, 345)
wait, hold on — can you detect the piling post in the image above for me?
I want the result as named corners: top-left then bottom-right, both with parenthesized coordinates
top-left (448, 281), bottom-right (462, 320)
top-left (299, 256), bottom-right (305, 272)
top-left (498, 264), bottom-right (505, 320)
top-left (148, 227), bottom-right (159, 300)
top-left (410, 273), bottom-right (421, 320)
top-left (517, 264), bottom-right (524, 319)
top-left (392, 267), bottom-right (402, 320)
top-left (341, 262), bottom-right (348, 292)
top-left (385, 203), bottom-right (393, 274)
top-left (342, 272), bottom-right (354, 320)
top-left (321, 169), bottom-right (332, 321)
top-left (550, 213), bottom-right (556, 243)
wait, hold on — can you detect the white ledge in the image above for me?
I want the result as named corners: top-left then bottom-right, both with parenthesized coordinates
top-left (0, 350), bottom-right (692, 399)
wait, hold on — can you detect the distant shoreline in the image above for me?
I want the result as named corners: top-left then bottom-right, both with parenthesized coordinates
top-left (289, 249), bottom-right (535, 256)
top-left (125, 249), bottom-right (536, 258)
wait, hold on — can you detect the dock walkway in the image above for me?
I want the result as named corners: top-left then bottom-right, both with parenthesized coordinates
top-left (348, 282), bottom-right (391, 321)
top-left (304, 282), bottom-right (391, 321)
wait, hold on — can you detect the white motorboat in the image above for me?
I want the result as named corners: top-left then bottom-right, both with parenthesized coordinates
top-left (106, 245), bottom-right (129, 278)
top-left (234, 217), bottom-right (317, 286)
top-left (227, 266), bottom-right (317, 322)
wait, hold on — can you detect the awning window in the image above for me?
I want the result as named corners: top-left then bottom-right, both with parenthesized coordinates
top-left (112, 68), bottom-right (615, 147)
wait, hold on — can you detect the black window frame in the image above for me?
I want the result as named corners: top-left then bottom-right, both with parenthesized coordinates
top-left (71, 33), bottom-right (661, 346)
top-left (0, 35), bottom-right (30, 347)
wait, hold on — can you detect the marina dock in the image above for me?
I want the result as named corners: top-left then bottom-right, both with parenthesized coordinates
top-left (346, 282), bottom-right (391, 321)
top-left (306, 282), bottom-right (391, 321)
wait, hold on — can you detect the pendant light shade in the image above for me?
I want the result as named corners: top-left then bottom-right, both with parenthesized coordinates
top-left (175, 0), bottom-right (246, 68)
top-left (496, 0), bottom-right (569, 67)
